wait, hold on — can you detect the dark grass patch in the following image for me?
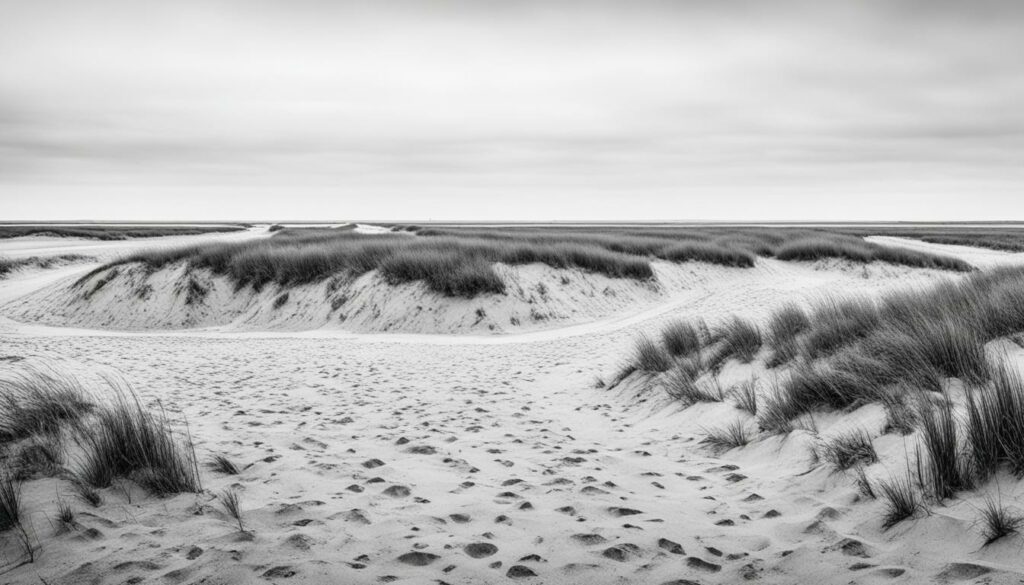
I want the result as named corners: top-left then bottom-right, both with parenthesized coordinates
top-left (964, 361), bottom-right (1024, 480)
top-left (0, 225), bottom-right (245, 240)
top-left (700, 420), bottom-right (751, 452)
top-left (916, 395), bottom-right (973, 500)
top-left (0, 469), bottom-right (22, 531)
top-left (766, 303), bottom-right (810, 367)
top-left (632, 334), bottom-right (672, 373)
top-left (660, 320), bottom-right (705, 357)
top-left (710, 317), bottom-right (762, 366)
top-left (878, 472), bottom-right (921, 529)
top-left (979, 496), bottom-right (1023, 545)
top-left (819, 429), bottom-right (878, 471)
top-left (0, 365), bottom-right (93, 443)
top-left (75, 384), bottom-right (201, 497)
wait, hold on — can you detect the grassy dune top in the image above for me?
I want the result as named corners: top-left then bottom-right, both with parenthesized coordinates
top-left (84, 225), bottom-right (970, 298)
top-left (619, 264), bottom-right (1024, 531)
top-left (0, 225), bottom-right (246, 240)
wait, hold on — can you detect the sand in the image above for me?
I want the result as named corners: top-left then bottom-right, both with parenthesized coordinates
top-left (2, 231), bottom-right (1024, 584)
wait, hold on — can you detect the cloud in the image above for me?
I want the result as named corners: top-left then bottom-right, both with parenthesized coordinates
top-left (1, 0), bottom-right (1022, 219)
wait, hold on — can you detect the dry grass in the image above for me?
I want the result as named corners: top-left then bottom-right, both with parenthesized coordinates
top-left (660, 320), bottom-right (705, 357)
top-left (632, 334), bottom-right (673, 373)
top-left (83, 224), bottom-right (971, 299)
top-left (878, 471), bottom-right (922, 529)
top-left (819, 429), bottom-right (878, 471)
top-left (700, 419), bottom-right (752, 452)
top-left (75, 383), bottom-right (202, 496)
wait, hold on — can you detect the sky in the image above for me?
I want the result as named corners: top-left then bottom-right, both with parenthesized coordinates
top-left (1, 0), bottom-right (1023, 221)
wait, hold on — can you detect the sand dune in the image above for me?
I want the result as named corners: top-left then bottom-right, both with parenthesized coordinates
top-left (2, 233), bottom-right (1024, 584)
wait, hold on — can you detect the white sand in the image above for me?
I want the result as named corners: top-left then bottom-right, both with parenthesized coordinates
top-left (1, 234), bottom-right (1024, 584)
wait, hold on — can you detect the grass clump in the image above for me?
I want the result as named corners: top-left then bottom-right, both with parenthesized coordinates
top-left (700, 420), bottom-right (752, 452)
top-left (0, 365), bottom-right (93, 442)
top-left (209, 455), bottom-right (240, 475)
top-left (711, 317), bottom-right (762, 366)
top-left (732, 377), bottom-right (758, 416)
top-left (663, 361), bottom-right (722, 405)
top-left (916, 395), bottom-right (973, 500)
top-left (979, 496), bottom-right (1023, 545)
top-left (878, 472), bottom-right (922, 529)
top-left (660, 320), bottom-right (705, 357)
top-left (765, 303), bottom-right (810, 367)
top-left (0, 469), bottom-right (22, 532)
top-left (219, 488), bottom-right (245, 532)
top-left (75, 384), bottom-right (201, 497)
top-left (632, 334), bottom-right (672, 373)
top-left (819, 429), bottom-right (878, 471)
top-left (963, 360), bottom-right (1024, 480)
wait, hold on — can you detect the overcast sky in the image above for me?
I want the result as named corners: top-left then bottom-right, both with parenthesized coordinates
top-left (1, 0), bottom-right (1022, 221)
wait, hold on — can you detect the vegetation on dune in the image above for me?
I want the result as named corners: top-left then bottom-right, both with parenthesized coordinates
top-left (610, 263), bottom-right (1024, 532)
top-left (0, 254), bottom-right (94, 278)
top-left (0, 225), bottom-right (245, 240)
top-left (838, 226), bottom-right (1024, 253)
top-left (0, 362), bottom-right (204, 566)
top-left (77, 224), bottom-right (973, 300)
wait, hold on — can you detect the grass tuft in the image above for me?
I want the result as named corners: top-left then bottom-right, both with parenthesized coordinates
top-left (660, 320), bottom-right (705, 357)
top-left (819, 429), bottom-right (878, 471)
top-left (209, 454), bottom-right (240, 475)
top-left (878, 472), bottom-right (921, 529)
top-left (916, 394), bottom-right (973, 500)
top-left (219, 488), bottom-right (245, 532)
top-left (0, 469), bottom-right (23, 532)
top-left (700, 420), bottom-right (752, 452)
top-left (632, 334), bottom-right (672, 373)
top-left (75, 382), bottom-right (201, 497)
top-left (711, 317), bottom-right (762, 365)
top-left (979, 495), bottom-right (1023, 545)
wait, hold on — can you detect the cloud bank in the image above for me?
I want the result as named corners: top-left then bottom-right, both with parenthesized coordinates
top-left (1, 0), bottom-right (1022, 220)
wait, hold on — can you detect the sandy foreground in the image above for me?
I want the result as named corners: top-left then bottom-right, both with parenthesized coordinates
top-left (3, 232), bottom-right (1024, 584)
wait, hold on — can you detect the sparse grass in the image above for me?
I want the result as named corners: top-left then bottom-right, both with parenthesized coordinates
top-left (219, 488), bottom-right (245, 532)
top-left (54, 498), bottom-right (76, 533)
top-left (0, 254), bottom-right (94, 278)
top-left (878, 472), bottom-right (922, 529)
top-left (75, 384), bottom-right (201, 497)
top-left (757, 378), bottom-right (800, 435)
top-left (663, 362), bottom-right (722, 405)
top-left (819, 429), bottom-right (878, 471)
top-left (660, 320), bottom-right (705, 357)
top-left (732, 377), bottom-right (758, 416)
top-left (72, 481), bottom-right (102, 508)
top-left (979, 495), bottom-right (1023, 545)
top-left (632, 334), bottom-right (672, 373)
top-left (209, 454), bottom-right (240, 475)
top-left (272, 292), bottom-right (289, 309)
top-left (700, 420), bottom-right (752, 452)
top-left (853, 465), bottom-right (875, 499)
